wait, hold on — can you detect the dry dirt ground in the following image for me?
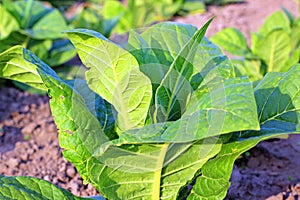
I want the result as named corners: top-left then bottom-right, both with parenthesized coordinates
top-left (0, 0), bottom-right (300, 199)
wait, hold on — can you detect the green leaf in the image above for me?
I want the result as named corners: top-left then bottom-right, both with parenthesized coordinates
top-left (189, 39), bottom-right (235, 92)
top-left (12, 81), bottom-right (46, 95)
top-left (154, 0), bottom-right (182, 19)
top-left (102, 0), bottom-right (132, 33)
top-left (0, 31), bottom-right (29, 53)
top-left (254, 65), bottom-right (300, 134)
top-left (22, 49), bottom-right (110, 191)
top-left (290, 19), bottom-right (300, 49)
top-left (127, 22), bottom-right (233, 94)
top-left (127, 22), bottom-right (197, 92)
top-left (71, 7), bottom-right (105, 34)
top-left (128, 22), bottom-right (197, 66)
top-left (154, 19), bottom-right (213, 122)
top-left (102, 0), bottom-right (125, 20)
top-left (188, 133), bottom-right (278, 200)
top-left (67, 29), bottom-right (152, 131)
top-left (281, 6), bottom-right (296, 25)
top-left (179, 1), bottom-right (205, 16)
top-left (127, 0), bottom-right (156, 28)
top-left (65, 79), bottom-right (117, 140)
top-left (92, 137), bottom-right (222, 200)
top-left (102, 16), bottom-right (120, 37)
top-left (0, 46), bottom-right (46, 91)
top-left (254, 29), bottom-right (291, 72)
top-left (210, 27), bottom-right (251, 57)
top-left (4, 0), bottom-right (51, 29)
top-left (284, 47), bottom-right (300, 71)
top-left (250, 32), bottom-right (261, 55)
top-left (27, 39), bottom-right (52, 62)
top-left (258, 11), bottom-right (290, 36)
top-left (189, 65), bottom-right (300, 199)
top-left (161, 76), bottom-right (259, 141)
top-left (101, 69), bottom-right (259, 143)
top-left (70, 4), bottom-right (119, 38)
top-left (46, 40), bottom-right (77, 67)
top-left (0, 5), bottom-right (19, 40)
top-left (0, 175), bottom-right (88, 200)
top-left (26, 10), bottom-right (68, 39)
top-left (232, 58), bottom-right (262, 81)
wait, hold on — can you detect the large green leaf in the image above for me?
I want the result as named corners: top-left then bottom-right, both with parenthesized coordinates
top-left (106, 77), bottom-right (258, 143)
top-left (0, 175), bottom-right (91, 200)
top-left (67, 29), bottom-right (152, 132)
top-left (91, 136), bottom-right (222, 200)
top-left (4, 0), bottom-right (51, 29)
top-left (26, 10), bottom-right (68, 39)
top-left (254, 29), bottom-right (291, 72)
top-left (254, 65), bottom-right (300, 134)
top-left (127, 22), bottom-right (234, 94)
top-left (188, 133), bottom-right (279, 200)
top-left (0, 5), bottom-right (19, 40)
top-left (189, 65), bottom-right (300, 199)
top-left (258, 11), bottom-right (290, 36)
top-left (22, 49), bottom-right (110, 192)
top-left (127, 22), bottom-right (197, 93)
top-left (154, 19), bottom-right (213, 122)
top-left (161, 76), bottom-right (259, 141)
top-left (210, 27), bottom-right (251, 57)
top-left (127, 22), bottom-right (197, 67)
top-left (106, 76), bottom-right (258, 143)
top-left (0, 45), bottom-right (46, 91)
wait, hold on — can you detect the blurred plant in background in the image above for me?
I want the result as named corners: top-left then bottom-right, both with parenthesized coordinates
top-left (0, 0), bottom-right (245, 93)
top-left (0, 0), bottom-right (75, 66)
top-left (210, 7), bottom-right (300, 83)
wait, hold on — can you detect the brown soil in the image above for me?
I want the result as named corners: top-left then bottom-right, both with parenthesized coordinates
top-left (0, 87), bottom-right (98, 196)
top-left (175, 0), bottom-right (299, 39)
top-left (0, 0), bottom-right (300, 199)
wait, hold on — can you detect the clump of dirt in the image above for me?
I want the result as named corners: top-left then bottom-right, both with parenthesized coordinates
top-left (0, 87), bottom-right (98, 196)
top-left (267, 183), bottom-right (300, 200)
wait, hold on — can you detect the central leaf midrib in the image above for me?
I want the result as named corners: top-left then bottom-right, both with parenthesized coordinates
top-left (152, 143), bottom-right (169, 200)
top-left (110, 50), bottom-right (130, 131)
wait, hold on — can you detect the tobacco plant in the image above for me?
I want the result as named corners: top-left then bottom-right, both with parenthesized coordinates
top-left (210, 9), bottom-right (300, 82)
top-left (103, 0), bottom-right (244, 33)
top-left (0, 0), bottom-right (76, 66)
top-left (0, 20), bottom-right (299, 199)
top-left (0, 0), bottom-right (119, 93)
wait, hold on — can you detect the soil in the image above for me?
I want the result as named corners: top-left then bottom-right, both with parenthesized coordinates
top-left (175, 0), bottom-right (299, 39)
top-left (0, 87), bottom-right (99, 196)
top-left (1, 0), bottom-right (300, 199)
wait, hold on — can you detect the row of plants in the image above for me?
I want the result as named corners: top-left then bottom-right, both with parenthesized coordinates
top-left (0, 0), bottom-right (119, 92)
top-left (210, 7), bottom-right (300, 83)
top-left (0, 1), bottom-right (300, 199)
top-left (0, 0), bottom-right (243, 93)
top-left (0, 12), bottom-right (299, 199)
